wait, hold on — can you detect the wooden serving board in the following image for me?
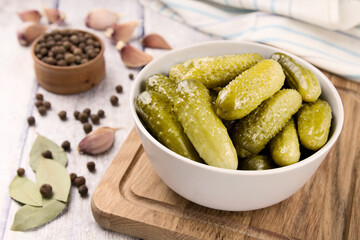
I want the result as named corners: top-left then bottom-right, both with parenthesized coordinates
top-left (91, 73), bottom-right (360, 240)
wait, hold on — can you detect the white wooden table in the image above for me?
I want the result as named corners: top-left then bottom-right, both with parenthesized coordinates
top-left (0, 0), bottom-right (219, 239)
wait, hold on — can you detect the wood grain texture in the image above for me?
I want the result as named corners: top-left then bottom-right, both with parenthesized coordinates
top-left (92, 73), bottom-right (360, 239)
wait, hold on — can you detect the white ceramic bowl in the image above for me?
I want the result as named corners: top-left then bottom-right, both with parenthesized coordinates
top-left (130, 41), bottom-right (344, 211)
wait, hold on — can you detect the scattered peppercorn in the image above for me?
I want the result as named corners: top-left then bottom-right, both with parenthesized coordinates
top-left (38, 106), bottom-right (47, 116)
top-left (42, 150), bottom-right (53, 159)
top-left (78, 185), bottom-right (88, 197)
top-left (129, 73), bottom-right (134, 80)
top-left (70, 173), bottom-right (77, 183)
top-left (27, 116), bottom-right (35, 126)
top-left (83, 123), bottom-right (92, 134)
top-left (35, 100), bottom-right (43, 108)
top-left (87, 161), bottom-right (96, 172)
top-left (79, 113), bottom-right (88, 123)
top-left (74, 110), bottom-right (80, 120)
top-left (43, 101), bottom-right (51, 109)
top-left (110, 95), bottom-right (118, 106)
top-left (83, 108), bottom-right (91, 115)
top-left (58, 111), bottom-right (67, 120)
top-left (61, 140), bottom-right (71, 151)
top-left (36, 93), bottom-right (43, 101)
top-left (97, 109), bottom-right (105, 118)
top-left (17, 168), bottom-right (25, 176)
top-left (115, 85), bottom-right (123, 93)
top-left (90, 114), bottom-right (99, 124)
top-left (74, 176), bottom-right (86, 187)
top-left (40, 184), bottom-right (53, 198)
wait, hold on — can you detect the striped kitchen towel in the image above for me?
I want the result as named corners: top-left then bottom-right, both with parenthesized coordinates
top-left (140, 0), bottom-right (360, 82)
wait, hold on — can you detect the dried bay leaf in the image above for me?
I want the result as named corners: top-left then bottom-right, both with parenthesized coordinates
top-left (36, 159), bottom-right (70, 202)
top-left (30, 134), bottom-right (67, 171)
top-left (11, 199), bottom-right (66, 231)
top-left (9, 176), bottom-right (42, 207)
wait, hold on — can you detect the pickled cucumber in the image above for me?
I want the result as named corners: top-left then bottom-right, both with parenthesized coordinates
top-left (239, 155), bottom-right (275, 170)
top-left (269, 118), bottom-right (300, 166)
top-left (136, 90), bottom-right (201, 162)
top-left (145, 74), bottom-right (177, 104)
top-left (271, 52), bottom-right (321, 102)
top-left (215, 59), bottom-right (285, 120)
top-left (169, 53), bottom-right (264, 88)
top-left (297, 99), bottom-right (332, 151)
top-left (173, 79), bottom-right (238, 169)
top-left (232, 89), bottom-right (302, 158)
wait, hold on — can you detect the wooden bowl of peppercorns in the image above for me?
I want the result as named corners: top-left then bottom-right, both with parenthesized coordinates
top-left (31, 29), bottom-right (105, 94)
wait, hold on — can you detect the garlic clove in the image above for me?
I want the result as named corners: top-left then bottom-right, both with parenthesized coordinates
top-left (43, 8), bottom-right (66, 24)
top-left (17, 10), bottom-right (42, 23)
top-left (78, 127), bottom-right (119, 155)
top-left (104, 20), bottom-right (140, 44)
top-left (116, 41), bottom-right (153, 68)
top-left (141, 33), bottom-right (172, 50)
top-left (17, 22), bottom-right (48, 46)
top-left (85, 9), bottom-right (119, 30)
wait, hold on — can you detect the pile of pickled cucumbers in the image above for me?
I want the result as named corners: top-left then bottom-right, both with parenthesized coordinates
top-left (135, 52), bottom-right (332, 170)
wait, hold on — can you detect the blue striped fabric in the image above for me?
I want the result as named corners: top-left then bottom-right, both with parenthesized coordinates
top-left (140, 0), bottom-right (360, 82)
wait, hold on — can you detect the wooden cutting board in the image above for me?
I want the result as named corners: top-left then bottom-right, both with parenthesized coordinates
top-left (91, 73), bottom-right (360, 240)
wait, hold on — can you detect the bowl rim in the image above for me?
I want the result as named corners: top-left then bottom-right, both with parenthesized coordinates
top-left (130, 40), bottom-right (344, 176)
top-left (31, 28), bottom-right (105, 70)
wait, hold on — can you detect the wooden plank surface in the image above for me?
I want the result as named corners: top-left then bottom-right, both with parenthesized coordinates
top-left (92, 81), bottom-right (360, 240)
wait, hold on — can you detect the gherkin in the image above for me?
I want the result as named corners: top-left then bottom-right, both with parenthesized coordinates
top-left (173, 79), bottom-right (238, 170)
top-left (232, 89), bottom-right (302, 158)
top-left (169, 53), bottom-right (264, 88)
top-left (215, 59), bottom-right (285, 120)
top-left (239, 155), bottom-right (275, 170)
top-left (269, 118), bottom-right (300, 166)
top-left (145, 74), bottom-right (177, 104)
top-left (297, 99), bottom-right (332, 151)
top-left (136, 90), bottom-right (201, 162)
top-left (271, 52), bottom-right (321, 102)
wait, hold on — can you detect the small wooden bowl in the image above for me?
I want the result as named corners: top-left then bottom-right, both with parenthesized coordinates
top-left (31, 30), bottom-right (105, 94)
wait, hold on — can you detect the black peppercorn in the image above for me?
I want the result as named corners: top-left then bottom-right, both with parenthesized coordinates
top-left (70, 35), bottom-right (79, 44)
top-left (97, 109), bottom-right (105, 118)
top-left (55, 53), bottom-right (64, 60)
top-left (58, 111), bottom-right (67, 120)
top-left (61, 140), bottom-right (71, 151)
top-left (27, 116), bottom-right (35, 126)
top-left (78, 185), bottom-right (88, 197)
top-left (93, 41), bottom-right (101, 48)
top-left (74, 176), bottom-right (86, 187)
top-left (70, 173), bottom-right (77, 183)
top-left (17, 168), bottom-right (25, 176)
top-left (79, 113), bottom-right (88, 123)
top-left (35, 100), bottom-right (43, 108)
top-left (87, 161), bottom-right (96, 172)
top-left (63, 41), bottom-right (71, 49)
top-left (79, 42), bottom-right (86, 50)
top-left (90, 114), bottom-right (99, 124)
top-left (64, 53), bottom-right (75, 64)
top-left (40, 184), bottom-right (53, 198)
top-left (83, 123), bottom-right (92, 133)
top-left (74, 55), bottom-right (81, 64)
top-left (80, 58), bottom-right (89, 64)
top-left (115, 85), bottom-right (123, 93)
top-left (74, 110), bottom-right (80, 120)
top-left (42, 150), bottom-right (53, 159)
top-left (40, 47), bottom-right (48, 55)
top-left (110, 95), bottom-right (118, 106)
top-left (43, 101), bottom-right (51, 109)
top-left (83, 108), bottom-right (91, 115)
top-left (73, 48), bottom-right (82, 56)
top-left (38, 106), bottom-right (47, 116)
top-left (36, 93), bottom-right (44, 101)
top-left (129, 73), bottom-right (134, 80)
top-left (57, 60), bottom-right (67, 66)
